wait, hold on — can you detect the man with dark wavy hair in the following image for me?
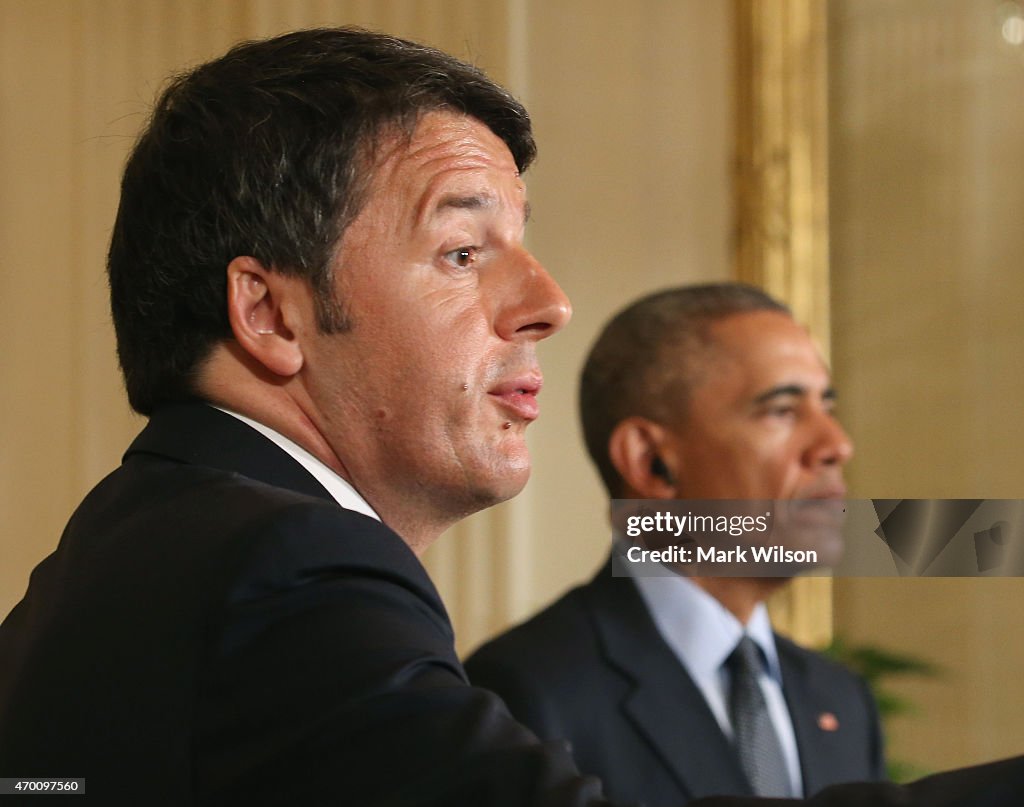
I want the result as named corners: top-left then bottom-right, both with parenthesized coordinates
top-left (1, 27), bottom-right (580, 804)
top-left (1, 27), bottom-right (1021, 807)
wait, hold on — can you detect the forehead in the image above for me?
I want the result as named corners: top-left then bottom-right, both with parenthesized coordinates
top-left (692, 310), bottom-right (829, 395)
top-left (363, 111), bottom-right (525, 216)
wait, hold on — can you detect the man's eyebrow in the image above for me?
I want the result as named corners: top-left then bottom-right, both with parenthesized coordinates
top-left (435, 193), bottom-right (495, 213)
top-left (432, 194), bottom-right (531, 225)
top-left (753, 384), bottom-right (838, 404)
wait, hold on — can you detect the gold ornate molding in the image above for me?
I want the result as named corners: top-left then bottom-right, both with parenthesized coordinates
top-left (733, 0), bottom-right (832, 647)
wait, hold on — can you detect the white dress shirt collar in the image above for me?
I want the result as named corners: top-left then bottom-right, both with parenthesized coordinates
top-left (627, 568), bottom-right (782, 686)
top-left (213, 406), bottom-right (380, 522)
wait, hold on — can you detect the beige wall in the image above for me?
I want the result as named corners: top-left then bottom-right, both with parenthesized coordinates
top-left (830, 0), bottom-right (1024, 773)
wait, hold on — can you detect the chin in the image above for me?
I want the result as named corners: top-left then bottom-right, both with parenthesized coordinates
top-left (495, 462), bottom-right (532, 500)
top-left (470, 461), bottom-right (531, 510)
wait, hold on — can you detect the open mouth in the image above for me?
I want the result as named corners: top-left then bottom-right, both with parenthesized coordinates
top-left (488, 377), bottom-right (542, 422)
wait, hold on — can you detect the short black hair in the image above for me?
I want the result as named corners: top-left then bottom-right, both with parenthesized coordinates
top-left (108, 27), bottom-right (536, 414)
top-left (578, 283), bottom-right (790, 496)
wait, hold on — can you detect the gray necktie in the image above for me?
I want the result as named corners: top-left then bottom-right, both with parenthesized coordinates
top-left (726, 635), bottom-right (792, 797)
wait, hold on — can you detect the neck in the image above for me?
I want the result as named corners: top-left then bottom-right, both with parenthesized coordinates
top-left (197, 343), bottom-right (457, 556)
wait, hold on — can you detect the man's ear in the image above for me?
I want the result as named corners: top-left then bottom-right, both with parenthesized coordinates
top-left (607, 417), bottom-right (678, 499)
top-left (225, 256), bottom-right (305, 378)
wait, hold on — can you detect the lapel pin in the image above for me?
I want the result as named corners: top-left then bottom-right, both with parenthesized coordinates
top-left (817, 712), bottom-right (839, 732)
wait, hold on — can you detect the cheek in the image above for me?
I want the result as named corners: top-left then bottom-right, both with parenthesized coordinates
top-left (754, 448), bottom-right (805, 496)
top-left (351, 283), bottom-right (494, 412)
top-left (430, 315), bottom-right (494, 386)
top-left (389, 284), bottom-right (489, 356)
top-left (374, 332), bottom-right (492, 428)
top-left (714, 438), bottom-right (791, 494)
top-left (366, 312), bottom-right (463, 375)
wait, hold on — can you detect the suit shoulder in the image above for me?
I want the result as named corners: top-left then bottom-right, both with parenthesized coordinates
top-left (464, 581), bottom-right (606, 703)
top-left (91, 454), bottom-right (420, 569)
top-left (775, 633), bottom-right (876, 703)
top-left (162, 471), bottom-right (449, 631)
top-left (469, 583), bottom-right (592, 663)
top-left (40, 458), bottom-right (446, 644)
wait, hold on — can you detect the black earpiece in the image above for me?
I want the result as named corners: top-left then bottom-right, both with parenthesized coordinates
top-left (651, 456), bottom-right (675, 485)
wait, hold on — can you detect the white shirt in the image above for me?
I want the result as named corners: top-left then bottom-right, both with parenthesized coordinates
top-left (214, 406), bottom-right (380, 522)
top-left (625, 564), bottom-right (804, 797)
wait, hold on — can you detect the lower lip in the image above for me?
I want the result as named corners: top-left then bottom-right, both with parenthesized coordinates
top-left (490, 391), bottom-right (539, 421)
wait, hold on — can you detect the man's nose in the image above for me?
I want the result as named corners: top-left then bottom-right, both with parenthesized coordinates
top-left (495, 249), bottom-right (572, 341)
top-left (806, 412), bottom-right (854, 468)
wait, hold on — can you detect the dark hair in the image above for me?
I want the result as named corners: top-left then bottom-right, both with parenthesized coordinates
top-left (578, 283), bottom-right (790, 496)
top-left (108, 27), bottom-right (536, 414)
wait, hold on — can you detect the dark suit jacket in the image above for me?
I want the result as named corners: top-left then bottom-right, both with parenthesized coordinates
top-left (2, 404), bottom-right (1022, 805)
top-left (0, 405), bottom-right (601, 805)
top-left (465, 559), bottom-right (885, 806)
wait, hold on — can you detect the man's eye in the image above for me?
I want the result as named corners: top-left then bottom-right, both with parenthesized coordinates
top-left (444, 246), bottom-right (478, 269)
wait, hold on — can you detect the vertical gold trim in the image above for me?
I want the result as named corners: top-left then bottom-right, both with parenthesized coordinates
top-left (734, 0), bottom-right (832, 647)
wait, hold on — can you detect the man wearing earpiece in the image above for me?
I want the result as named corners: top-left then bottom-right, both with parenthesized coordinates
top-left (466, 283), bottom-right (886, 805)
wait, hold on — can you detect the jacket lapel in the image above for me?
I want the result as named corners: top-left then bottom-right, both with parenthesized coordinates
top-left (584, 558), bottom-right (752, 800)
top-left (778, 638), bottom-right (842, 795)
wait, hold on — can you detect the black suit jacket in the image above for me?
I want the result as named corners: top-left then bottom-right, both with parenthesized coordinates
top-left (2, 404), bottom-right (1022, 805)
top-left (0, 405), bottom-right (602, 805)
top-left (465, 559), bottom-right (878, 805)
